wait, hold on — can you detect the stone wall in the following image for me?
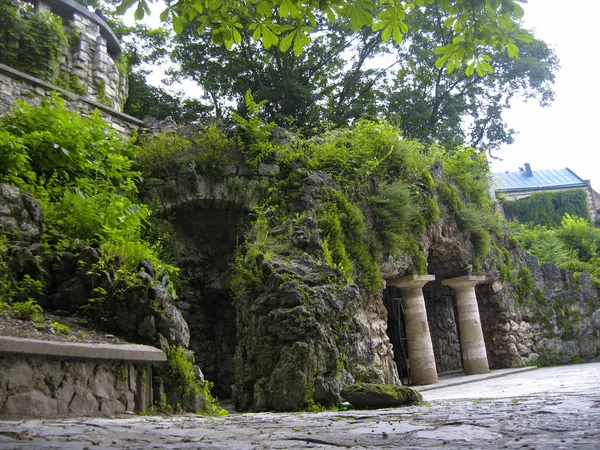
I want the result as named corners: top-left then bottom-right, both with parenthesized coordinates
top-left (423, 282), bottom-right (462, 373)
top-left (477, 253), bottom-right (600, 368)
top-left (0, 63), bottom-right (142, 137)
top-left (0, 337), bottom-right (165, 418)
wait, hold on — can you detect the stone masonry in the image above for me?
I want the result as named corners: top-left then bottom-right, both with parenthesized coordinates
top-left (0, 337), bottom-right (166, 418)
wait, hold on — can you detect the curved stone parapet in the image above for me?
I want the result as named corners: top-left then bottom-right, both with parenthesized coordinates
top-left (13, 0), bottom-right (128, 110)
top-left (31, 0), bottom-right (121, 56)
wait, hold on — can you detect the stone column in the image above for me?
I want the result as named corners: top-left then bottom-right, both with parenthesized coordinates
top-left (442, 275), bottom-right (489, 375)
top-left (388, 275), bottom-right (438, 385)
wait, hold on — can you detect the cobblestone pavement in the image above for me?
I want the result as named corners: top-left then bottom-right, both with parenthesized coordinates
top-left (0, 363), bottom-right (598, 449)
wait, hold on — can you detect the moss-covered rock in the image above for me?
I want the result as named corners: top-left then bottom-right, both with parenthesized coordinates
top-left (341, 383), bottom-right (422, 409)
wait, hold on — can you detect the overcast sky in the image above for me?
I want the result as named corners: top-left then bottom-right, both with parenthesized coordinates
top-left (491, 0), bottom-right (600, 191)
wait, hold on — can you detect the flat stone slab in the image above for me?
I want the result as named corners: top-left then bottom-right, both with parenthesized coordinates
top-left (0, 336), bottom-right (166, 363)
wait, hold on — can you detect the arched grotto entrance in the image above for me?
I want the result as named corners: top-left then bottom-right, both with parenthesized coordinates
top-left (169, 202), bottom-right (249, 398)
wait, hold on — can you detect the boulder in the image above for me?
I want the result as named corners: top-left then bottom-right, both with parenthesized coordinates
top-left (341, 383), bottom-right (422, 409)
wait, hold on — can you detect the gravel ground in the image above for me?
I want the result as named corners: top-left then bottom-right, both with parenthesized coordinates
top-left (0, 310), bottom-right (129, 345)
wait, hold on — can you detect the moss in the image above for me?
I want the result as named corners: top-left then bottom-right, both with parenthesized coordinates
top-left (115, 363), bottom-right (127, 383)
top-left (96, 78), bottom-right (111, 107)
top-left (53, 72), bottom-right (87, 96)
top-left (341, 383), bottom-right (423, 408)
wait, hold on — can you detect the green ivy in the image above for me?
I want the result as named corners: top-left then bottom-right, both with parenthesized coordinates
top-left (503, 189), bottom-right (591, 226)
top-left (0, 0), bottom-right (67, 80)
top-left (52, 72), bottom-right (87, 96)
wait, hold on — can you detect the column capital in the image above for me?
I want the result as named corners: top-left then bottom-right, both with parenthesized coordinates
top-left (387, 274), bottom-right (435, 289)
top-left (442, 275), bottom-right (485, 289)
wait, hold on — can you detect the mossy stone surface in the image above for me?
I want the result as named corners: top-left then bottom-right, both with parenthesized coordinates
top-left (341, 383), bottom-right (423, 409)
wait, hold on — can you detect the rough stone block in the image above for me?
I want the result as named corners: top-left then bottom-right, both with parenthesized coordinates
top-left (1, 390), bottom-right (57, 417)
top-left (100, 399), bottom-right (125, 415)
top-left (6, 360), bottom-right (33, 390)
top-left (91, 368), bottom-right (116, 399)
top-left (68, 390), bottom-right (99, 416)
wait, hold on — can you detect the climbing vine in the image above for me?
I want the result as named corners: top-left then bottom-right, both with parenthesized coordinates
top-left (0, 0), bottom-right (67, 80)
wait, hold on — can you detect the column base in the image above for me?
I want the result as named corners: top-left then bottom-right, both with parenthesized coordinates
top-left (411, 368), bottom-right (438, 386)
top-left (463, 358), bottom-right (489, 375)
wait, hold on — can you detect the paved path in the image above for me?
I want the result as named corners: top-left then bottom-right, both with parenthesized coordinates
top-left (0, 363), bottom-right (598, 449)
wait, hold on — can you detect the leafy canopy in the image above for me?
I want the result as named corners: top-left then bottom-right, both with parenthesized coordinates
top-left (116, 0), bottom-right (530, 73)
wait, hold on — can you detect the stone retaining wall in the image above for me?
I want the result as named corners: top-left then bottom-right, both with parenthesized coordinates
top-left (0, 63), bottom-right (143, 137)
top-left (0, 336), bottom-right (166, 418)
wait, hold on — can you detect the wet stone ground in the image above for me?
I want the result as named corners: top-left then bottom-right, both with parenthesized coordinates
top-left (0, 363), bottom-right (598, 449)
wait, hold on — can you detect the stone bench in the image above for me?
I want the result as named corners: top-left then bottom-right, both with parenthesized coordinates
top-left (0, 336), bottom-right (166, 418)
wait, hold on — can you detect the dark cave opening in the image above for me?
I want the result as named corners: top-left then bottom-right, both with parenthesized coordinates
top-left (170, 205), bottom-right (248, 399)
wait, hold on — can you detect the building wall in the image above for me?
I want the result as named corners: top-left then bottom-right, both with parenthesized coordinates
top-left (500, 186), bottom-right (598, 221)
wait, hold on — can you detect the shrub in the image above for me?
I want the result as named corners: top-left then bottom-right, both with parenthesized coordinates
top-left (11, 299), bottom-right (44, 322)
top-left (0, 95), bottom-right (178, 299)
top-left (165, 345), bottom-right (227, 416)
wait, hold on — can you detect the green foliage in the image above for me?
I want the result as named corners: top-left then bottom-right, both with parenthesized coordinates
top-left (0, 0), bottom-right (67, 80)
top-left (118, 0), bottom-right (528, 76)
top-left (309, 120), bottom-right (409, 191)
top-left (11, 299), bottom-right (44, 322)
top-left (135, 132), bottom-right (193, 178)
top-left (165, 345), bottom-right (227, 416)
top-left (515, 265), bottom-right (534, 305)
top-left (0, 95), bottom-right (178, 300)
top-left (96, 78), bottom-right (111, 107)
top-left (503, 189), bottom-right (591, 227)
top-left (387, 6), bottom-right (557, 151)
top-left (124, 71), bottom-right (210, 123)
top-left (231, 205), bottom-right (273, 299)
top-left (52, 72), bottom-right (87, 96)
top-left (369, 181), bottom-right (423, 257)
top-left (51, 321), bottom-right (70, 334)
top-left (443, 147), bottom-right (493, 209)
top-left (232, 92), bottom-right (279, 167)
top-left (557, 214), bottom-right (600, 261)
top-left (456, 205), bottom-right (503, 259)
top-left (510, 214), bottom-right (600, 287)
top-left (318, 189), bottom-right (381, 291)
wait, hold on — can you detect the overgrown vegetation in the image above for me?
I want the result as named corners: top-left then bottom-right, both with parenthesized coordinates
top-left (510, 214), bottom-right (600, 286)
top-left (503, 189), bottom-right (591, 226)
top-left (164, 345), bottom-right (227, 416)
top-left (0, 94), bottom-right (177, 305)
top-left (0, 0), bottom-right (67, 80)
top-left (224, 94), bottom-right (502, 293)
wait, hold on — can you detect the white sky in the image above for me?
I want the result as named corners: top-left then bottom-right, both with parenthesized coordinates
top-left (133, 1), bottom-right (600, 189)
top-left (491, 0), bottom-right (600, 190)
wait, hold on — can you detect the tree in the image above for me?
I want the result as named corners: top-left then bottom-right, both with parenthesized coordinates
top-left (385, 6), bottom-right (558, 152)
top-left (171, 19), bottom-right (391, 133)
top-left (108, 17), bottom-right (210, 123)
top-left (116, 0), bottom-right (530, 75)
